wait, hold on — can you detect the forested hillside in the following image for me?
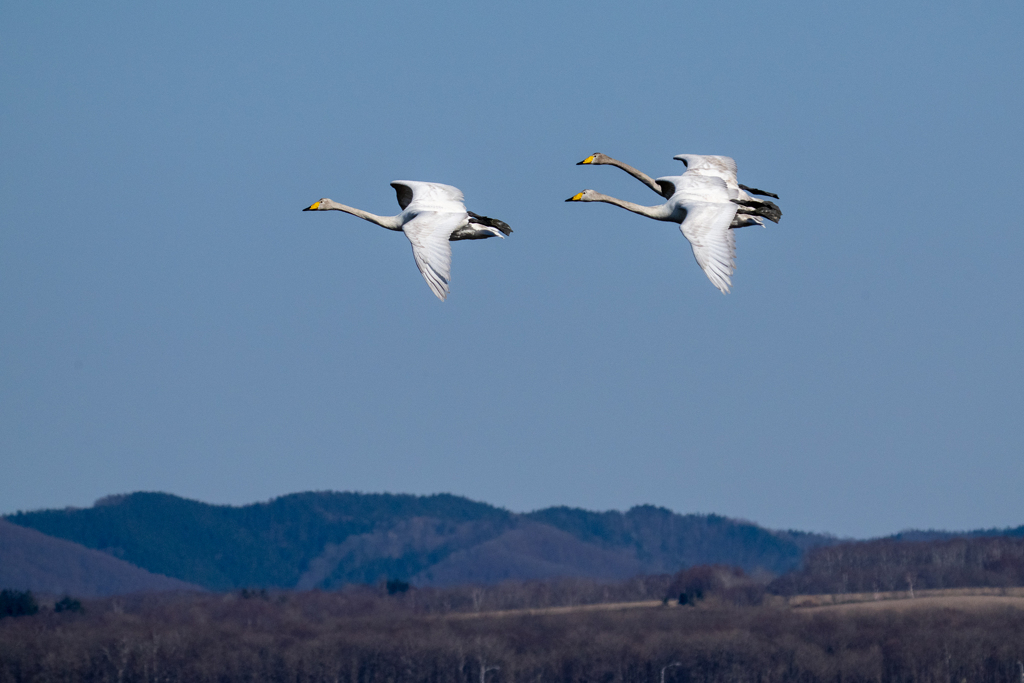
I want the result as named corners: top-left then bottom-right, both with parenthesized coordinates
top-left (0, 520), bottom-right (199, 597)
top-left (526, 505), bottom-right (825, 573)
top-left (5, 492), bottom-right (511, 590)
top-left (4, 492), bottom-right (820, 591)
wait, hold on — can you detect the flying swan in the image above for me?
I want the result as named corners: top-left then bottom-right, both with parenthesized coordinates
top-left (303, 181), bottom-right (511, 301)
top-left (566, 173), bottom-right (743, 294)
top-left (577, 152), bottom-right (781, 226)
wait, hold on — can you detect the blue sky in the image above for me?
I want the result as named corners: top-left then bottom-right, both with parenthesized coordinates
top-left (2, 1), bottom-right (1022, 538)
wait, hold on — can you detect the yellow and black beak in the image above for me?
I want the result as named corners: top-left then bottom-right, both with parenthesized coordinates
top-left (565, 192), bottom-right (584, 202)
top-left (576, 155), bottom-right (596, 165)
top-left (303, 201), bottom-right (321, 211)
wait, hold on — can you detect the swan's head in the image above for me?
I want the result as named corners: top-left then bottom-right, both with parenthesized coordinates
top-left (565, 189), bottom-right (600, 202)
top-left (576, 153), bottom-right (610, 166)
top-left (302, 198), bottom-right (331, 211)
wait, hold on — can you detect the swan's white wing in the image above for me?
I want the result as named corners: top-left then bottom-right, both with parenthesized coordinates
top-left (402, 211), bottom-right (463, 301)
top-left (673, 154), bottom-right (738, 178)
top-left (673, 155), bottom-right (741, 195)
top-left (673, 174), bottom-right (734, 201)
top-left (678, 200), bottom-right (739, 294)
top-left (391, 181), bottom-right (465, 212)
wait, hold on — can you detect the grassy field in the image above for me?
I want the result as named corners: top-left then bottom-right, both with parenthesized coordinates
top-left (448, 587), bottom-right (1024, 620)
top-left (787, 586), bottom-right (1024, 610)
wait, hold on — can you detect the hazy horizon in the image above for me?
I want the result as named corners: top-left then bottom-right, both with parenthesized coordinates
top-left (8, 487), bottom-right (1022, 540)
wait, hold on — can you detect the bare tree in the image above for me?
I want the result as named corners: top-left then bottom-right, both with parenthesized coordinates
top-left (471, 587), bottom-right (486, 612)
top-left (660, 661), bottom-right (681, 683)
top-left (479, 661), bottom-right (500, 683)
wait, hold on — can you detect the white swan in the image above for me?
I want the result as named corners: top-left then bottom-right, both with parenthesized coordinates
top-left (577, 152), bottom-right (781, 226)
top-left (566, 174), bottom-right (739, 294)
top-left (303, 181), bottom-right (511, 301)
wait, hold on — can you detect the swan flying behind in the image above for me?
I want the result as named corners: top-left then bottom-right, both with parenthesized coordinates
top-left (566, 173), bottom-right (740, 294)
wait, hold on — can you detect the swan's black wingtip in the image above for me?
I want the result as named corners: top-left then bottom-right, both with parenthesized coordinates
top-left (738, 183), bottom-right (780, 199)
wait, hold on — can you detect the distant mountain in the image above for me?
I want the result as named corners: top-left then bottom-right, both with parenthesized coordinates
top-left (0, 519), bottom-right (200, 597)
top-left (10, 492), bottom-right (1018, 594)
top-left (412, 522), bottom-right (644, 586)
top-left (524, 505), bottom-right (814, 574)
top-left (5, 492), bottom-right (509, 591)
top-left (3, 492), bottom-right (821, 591)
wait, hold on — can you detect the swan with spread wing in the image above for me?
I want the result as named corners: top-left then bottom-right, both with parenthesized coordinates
top-left (566, 173), bottom-right (742, 294)
top-left (303, 181), bottom-right (511, 301)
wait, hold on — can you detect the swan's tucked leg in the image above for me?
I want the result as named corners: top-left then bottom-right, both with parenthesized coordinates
top-left (731, 198), bottom-right (782, 224)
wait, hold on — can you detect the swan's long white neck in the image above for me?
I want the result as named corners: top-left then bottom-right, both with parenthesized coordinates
top-left (321, 199), bottom-right (402, 230)
top-left (601, 158), bottom-right (664, 195)
top-left (585, 193), bottom-right (675, 221)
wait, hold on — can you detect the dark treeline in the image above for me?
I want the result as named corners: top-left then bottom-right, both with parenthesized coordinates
top-left (658, 535), bottom-right (1024, 608)
top-left (2, 589), bottom-right (1024, 683)
top-left (2, 573), bottom-right (674, 621)
top-left (665, 565), bottom-right (768, 606)
top-left (398, 574), bottom-right (673, 612)
top-left (0, 591), bottom-right (38, 619)
top-left (769, 535), bottom-right (1024, 595)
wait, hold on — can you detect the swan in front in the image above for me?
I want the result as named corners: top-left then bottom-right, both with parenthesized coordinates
top-left (566, 174), bottom-right (740, 294)
top-left (303, 181), bottom-right (511, 301)
top-left (577, 152), bottom-right (781, 226)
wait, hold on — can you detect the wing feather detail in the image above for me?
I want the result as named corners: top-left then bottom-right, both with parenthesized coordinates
top-left (402, 211), bottom-right (463, 301)
top-left (678, 200), bottom-right (739, 294)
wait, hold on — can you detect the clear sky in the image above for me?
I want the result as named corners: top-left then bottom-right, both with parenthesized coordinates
top-left (2, 1), bottom-right (1022, 538)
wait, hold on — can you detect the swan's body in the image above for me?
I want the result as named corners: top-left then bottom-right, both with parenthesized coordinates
top-left (672, 154), bottom-right (781, 225)
top-left (577, 152), bottom-right (781, 226)
top-left (303, 181), bottom-right (510, 301)
top-left (567, 174), bottom-right (739, 294)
